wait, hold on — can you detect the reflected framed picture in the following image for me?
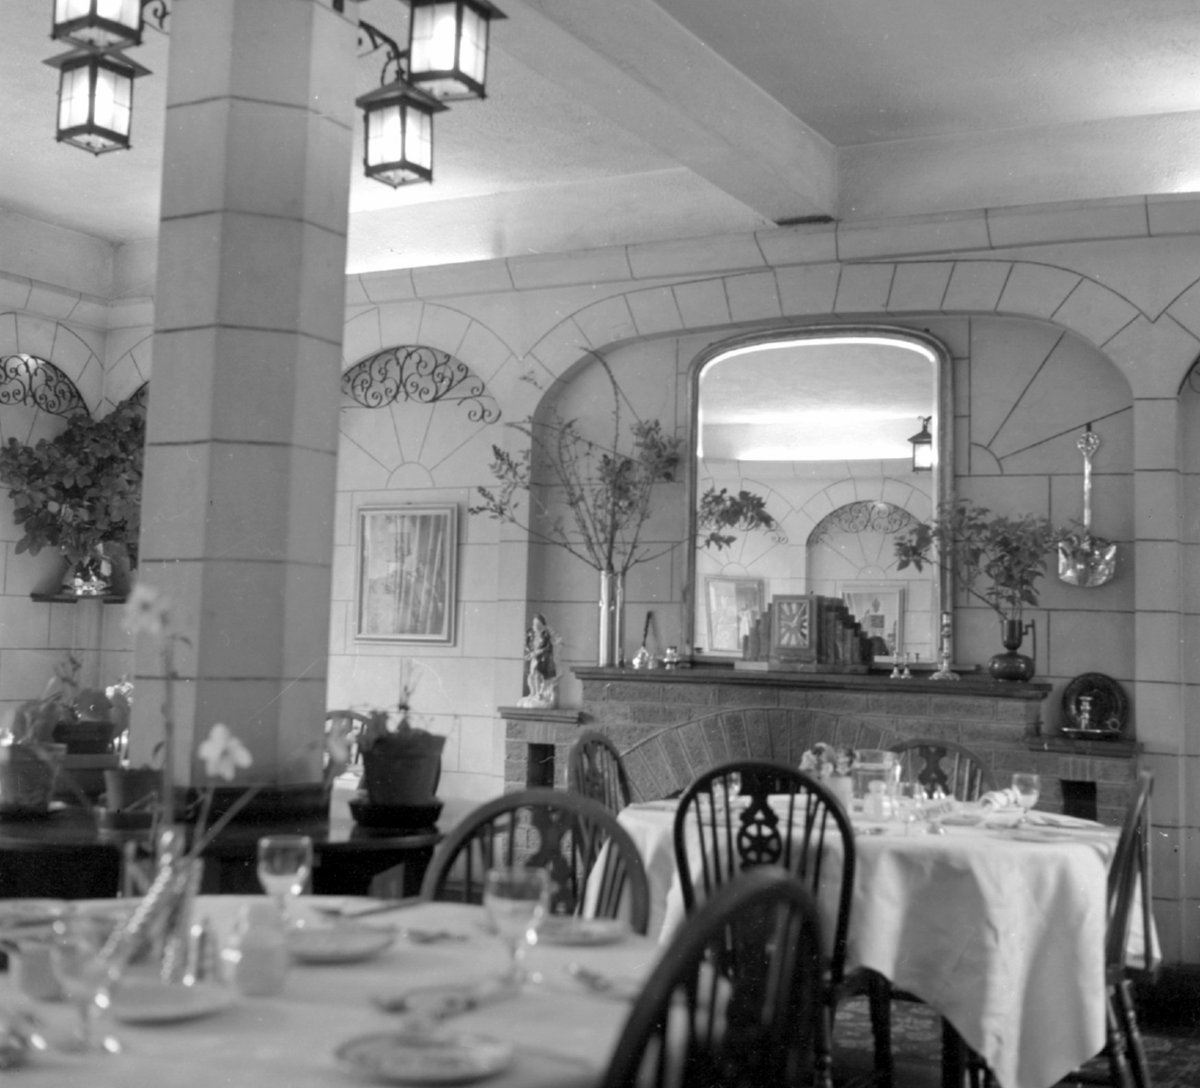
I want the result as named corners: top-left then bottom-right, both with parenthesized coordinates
top-left (357, 506), bottom-right (457, 643)
top-left (842, 583), bottom-right (904, 659)
top-left (704, 576), bottom-right (765, 655)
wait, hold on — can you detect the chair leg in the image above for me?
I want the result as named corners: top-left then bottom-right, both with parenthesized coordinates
top-left (866, 973), bottom-right (894, 1088)
top-left (941, 1019), bottom-right (969, 1088)
top-left (1113, 979), bottom-right (1151, 1088)
top-left (1103, 987), bottom-right (1136, 1088)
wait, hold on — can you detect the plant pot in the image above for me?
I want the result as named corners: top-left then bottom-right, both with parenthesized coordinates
top-left (0, 744), bottom-right (67, 816)
top-left (360, 731), bottom-right (446, 807)
top-left (52, 719), bottom-right (118, 755)
top-left (987, 619), bottom-right (1035, 682)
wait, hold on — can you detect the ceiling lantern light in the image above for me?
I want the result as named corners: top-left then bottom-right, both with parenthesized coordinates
top-left (406, 0), bottom-right (506, 102)
top-left (909, 416), bottom-right (934, 473)
top-left (51, 0), bottom-right (145, 50)
top-left (44, 46), bottom-right (149, 154)
top-left (356, 80), bottom-right (447, 188)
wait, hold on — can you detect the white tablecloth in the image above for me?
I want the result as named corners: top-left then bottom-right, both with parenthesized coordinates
top-left (616, 800), bottom-right (1142, 1088)
top-left (5, 896), bottom-right (661, 1088)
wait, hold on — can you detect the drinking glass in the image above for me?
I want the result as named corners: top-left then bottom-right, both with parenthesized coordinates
top-left (49, 912), bottom-right (125, 1054)
top-left (257, 835), bottom-right (314, 925)
top-left (482, 866), bottom-right (549, 989)
top-left (1011, 773), bottom-right (1041, 825)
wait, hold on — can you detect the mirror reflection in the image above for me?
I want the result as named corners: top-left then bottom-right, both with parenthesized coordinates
top-left (690, 326), bottom-right (950, 667)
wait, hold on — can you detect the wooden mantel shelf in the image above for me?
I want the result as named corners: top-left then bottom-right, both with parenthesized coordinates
top-left (572, 665), bottom-right (1052, 702)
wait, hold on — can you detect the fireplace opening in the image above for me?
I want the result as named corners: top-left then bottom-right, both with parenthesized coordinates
top-left (1060, 780), bottom-right (1098, 822)
top-left (527, 743), bottom-right (555, 788)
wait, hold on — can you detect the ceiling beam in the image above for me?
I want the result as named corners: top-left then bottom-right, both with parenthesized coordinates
top-left (500, 0), bottom-right (838, 222)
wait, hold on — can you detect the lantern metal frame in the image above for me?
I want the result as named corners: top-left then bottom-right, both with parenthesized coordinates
top-left (43, 45), bottom-right (150, 155)
top-left (909, 416), bottom-right (934, 473)
top-left (405, 0), bottom-right (506, 102)
top-left (50, 0), bottom-right (168, 51)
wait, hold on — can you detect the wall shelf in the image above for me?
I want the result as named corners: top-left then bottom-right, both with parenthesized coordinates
top-left (30, 592), bottom-right (126, 604)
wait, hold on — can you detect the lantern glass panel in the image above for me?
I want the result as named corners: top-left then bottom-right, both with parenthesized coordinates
top-left (92, 63), bottom-right (133, 138)
top-left (410, 4), bottom-right (460, 76)
top-left (54, 0), bottom-right (142, 48)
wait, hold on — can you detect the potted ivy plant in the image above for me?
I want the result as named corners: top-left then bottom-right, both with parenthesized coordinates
top-left (893, 499), bottom-right (1063, 680)
top-left (0, 399), bottom-right (144, 595)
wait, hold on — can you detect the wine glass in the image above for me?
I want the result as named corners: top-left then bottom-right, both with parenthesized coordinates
top-left (49, 911), bottom-right (126, 1054)
top-left (1012, 773), bottom-right (1041, 825)
top-left (257, 835), bottom-right (314, 926)
top-left (482, 866), bottom-right (549, 990)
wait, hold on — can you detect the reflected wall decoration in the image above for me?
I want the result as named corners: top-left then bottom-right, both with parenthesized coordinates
top-left (843, 583), bottom-right (904, 660)
top-left (704, 576), bottom-right (765, 655)
top-left (357, 506), bottom-right (457, 643)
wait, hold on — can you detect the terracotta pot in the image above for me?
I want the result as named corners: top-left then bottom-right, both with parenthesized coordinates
top-left (0, 743), bottom-right (67, 815)
top-left (361, 731), bottom-right (446, 807)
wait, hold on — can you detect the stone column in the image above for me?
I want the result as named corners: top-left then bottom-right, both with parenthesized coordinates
top-left (129, 0), bottom-right (357, 791)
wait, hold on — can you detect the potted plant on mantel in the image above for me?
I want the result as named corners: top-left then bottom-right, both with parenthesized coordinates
top-left (0, 399), bottom-right (144, 596)
top-left (893, 499), bottom-right (1064, 681)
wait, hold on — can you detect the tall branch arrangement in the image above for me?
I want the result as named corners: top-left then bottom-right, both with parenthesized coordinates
top-left (470, 361), bottom-right (682, 577)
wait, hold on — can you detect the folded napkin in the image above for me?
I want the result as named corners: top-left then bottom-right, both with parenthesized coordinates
top-left (980, 787), bottom-right (1021, 809)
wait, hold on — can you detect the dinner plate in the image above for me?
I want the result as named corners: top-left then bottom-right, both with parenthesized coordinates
top-left (335, 1030), bottom-right (514, 1085)
top-left (111, 980), bottom-right (236, 1024)
top-left (1009, 828), bottom-right (1074, 843)
top-left (537, 916), bottom-right (629, 947)
top-left (286, 922), bottom-right (397, 964)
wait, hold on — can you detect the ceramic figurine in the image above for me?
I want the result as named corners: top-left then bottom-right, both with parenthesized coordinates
top-left (518, 613), bottom-right (560, 709)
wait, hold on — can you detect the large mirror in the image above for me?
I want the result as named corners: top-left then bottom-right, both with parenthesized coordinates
top-left (687, 325), bottom-right (953, 667)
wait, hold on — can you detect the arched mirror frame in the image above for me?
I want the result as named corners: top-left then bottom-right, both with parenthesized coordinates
top-left (683, 323), bottom-right (955, 667)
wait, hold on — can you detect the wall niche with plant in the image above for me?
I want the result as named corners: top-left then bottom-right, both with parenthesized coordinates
top-left (0, 385), bottom-right (146, 598)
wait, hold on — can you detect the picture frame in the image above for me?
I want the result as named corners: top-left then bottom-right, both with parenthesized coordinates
top-left (704, 576), bottom-right (765, 655)
top-left (842, 582), bottom-right (904, 660)
top-left (357, 505), bottom-right (457, 643)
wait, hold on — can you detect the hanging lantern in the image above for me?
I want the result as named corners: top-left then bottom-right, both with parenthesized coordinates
top-left (44, 47), bottom-right (149, 155)
top-left (356, 79), bottom-right (447, 187)
top-left (406, 0), bottom-right (506, 101)
top-left (51, 0), bottom-right (145, 50)
top-left (908, 416), bottom-right (934, 473)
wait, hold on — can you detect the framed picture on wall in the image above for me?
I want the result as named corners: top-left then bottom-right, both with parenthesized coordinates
top-left (357, 506), bottom-right (457, 643)
top-left (704, 576), bottom-right (765, 655)
top-left (842, 582), bottom-right (904, 660)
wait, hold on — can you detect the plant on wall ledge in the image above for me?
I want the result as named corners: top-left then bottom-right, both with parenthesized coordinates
top-left (697, 486), bottom-right (786, 551)
top-left (0, 399), bottom-right (144, 589)
top-left (470, 359), bottom-right (683, 579)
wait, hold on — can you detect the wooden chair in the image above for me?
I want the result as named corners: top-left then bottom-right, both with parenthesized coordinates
top-left (887, 737), bottom-right (995, 800)
top-left (419, 787), bottom-right (651, 935)
top-left (1056, 770), bottom-right (1157, 1088)
top-left (567, 729), bottom-right (633, 812)
top-left (673, 759), bottom-right (892, 1086)
top-left (600, 866), bottom-right (832, 1088)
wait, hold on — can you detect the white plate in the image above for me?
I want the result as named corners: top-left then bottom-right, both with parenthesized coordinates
top-left (111, 980), bottom-right (236, 1024)
top-left (335, 1030), bottom-right (514, 1085)
top-left (287, 922), bottom-right (397, 964)
top-left (537, 917), bottom-right (629, 947)
top-left (1009, 828), bottom-right (1074, 843)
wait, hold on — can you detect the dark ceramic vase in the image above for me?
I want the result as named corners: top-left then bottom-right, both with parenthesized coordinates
top-left (361, 729), bottom-right (446, 807)
top-left (987, 618), bottom-right (1035, 681)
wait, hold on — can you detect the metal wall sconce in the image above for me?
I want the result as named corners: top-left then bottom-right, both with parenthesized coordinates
top-left (46, 0), bottom-right (166, 154)
top-left (43, 45), bottom-right (150, 154)
top-left (909, 416), bottom-right (934, 473)
top-left (45, 0), bottom-right (503, 180)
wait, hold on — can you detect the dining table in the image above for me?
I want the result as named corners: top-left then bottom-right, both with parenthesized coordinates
top-left (0, 894), bottom-right (662, 1088)
top-left (612, 796), bottom-right (1157, 1088)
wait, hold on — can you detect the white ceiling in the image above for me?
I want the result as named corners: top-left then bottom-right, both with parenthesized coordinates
top-left (3, 0), bottom-right (1199, 276)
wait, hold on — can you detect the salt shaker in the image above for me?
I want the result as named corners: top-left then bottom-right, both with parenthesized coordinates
top-left (222, 901), bottom-right (289, 997)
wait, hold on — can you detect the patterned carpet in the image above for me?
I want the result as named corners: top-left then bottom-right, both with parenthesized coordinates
top-left (832, 994), bottom-right (1200, 1087)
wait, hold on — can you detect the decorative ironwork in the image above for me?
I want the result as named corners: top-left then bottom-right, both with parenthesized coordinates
top-left (358, 18), bottom-right (408, 85)
top-left (142, 0), bottom-right (170, 33)
top-left (123, 382), bottom-right (149, 411)
top-left (0, 354), bottom-right (87, 418)
top-left (342, 345), bottom-right (500, 423)
top-left (809, 500), bottom-right (918, 545)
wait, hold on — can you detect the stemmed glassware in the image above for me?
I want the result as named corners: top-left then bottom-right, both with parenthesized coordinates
top-left (1012, 773), bottom-right (1041, 825)
top-left (482, 866), bottom-right (549, 990)
top-left (257, 834), bottom-right (314, 926)
top-left (49, 911), bottom-right (126, 1054)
